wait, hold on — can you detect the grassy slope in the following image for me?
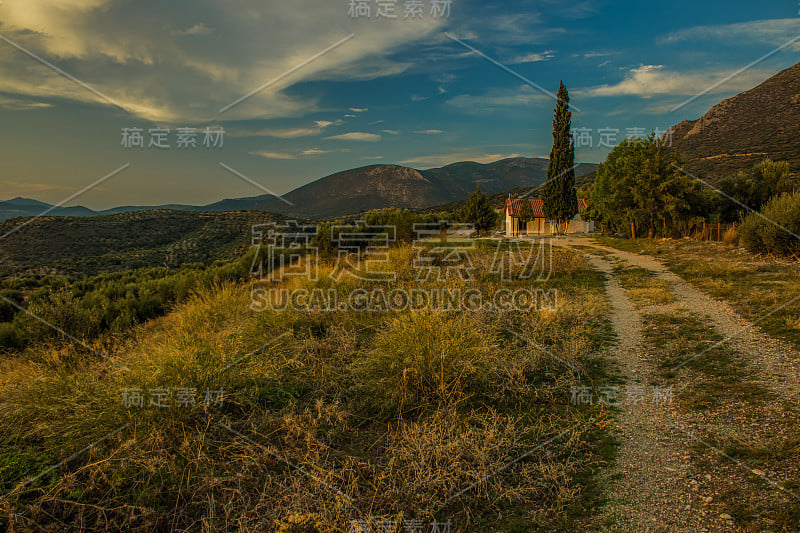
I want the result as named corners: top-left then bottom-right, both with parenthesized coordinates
top-left (1, 243), bottom-right (618, 532)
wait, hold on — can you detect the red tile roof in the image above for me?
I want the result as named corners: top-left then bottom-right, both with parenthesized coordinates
top-left (505, 197), bottom-right (589, 217)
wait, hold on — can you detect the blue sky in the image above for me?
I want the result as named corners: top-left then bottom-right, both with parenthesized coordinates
top-left (0, 0), bottom-right (798, 208)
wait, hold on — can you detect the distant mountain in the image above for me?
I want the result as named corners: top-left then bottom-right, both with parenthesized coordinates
top-left (0, 197), bottom-right (96, 220)
top-left (254, 158), bottom-right (597, 219)
top-left (0, 157), bottom-right (596, 222)
top-left (669, 61), bottom-right (800, 181)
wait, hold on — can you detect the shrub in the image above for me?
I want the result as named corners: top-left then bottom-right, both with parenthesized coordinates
top-left (739, 191), bottom-right (800, 257)
top-left (722, 225), bottom-right (738, 247)
top-left (356, 312), bottom-right (499, 413)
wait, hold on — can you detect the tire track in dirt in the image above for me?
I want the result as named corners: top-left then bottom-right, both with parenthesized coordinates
top-left (572, 249), bottom-right (708, 532)
top-left (554, 236), bottom-right (800, 531)
top-left (563, 238), bottom-right (800, 404)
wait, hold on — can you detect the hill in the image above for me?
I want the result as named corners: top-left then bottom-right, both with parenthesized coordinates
top-left (0, 210), bottom-right (279, 277)
top-left (255, 158), bottom-right (596, 219)
top-left (669, 61), bottom-right (800, 181)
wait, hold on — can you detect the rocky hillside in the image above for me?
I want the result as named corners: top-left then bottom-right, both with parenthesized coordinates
top-left (670, 61), bottom-right (800, 181)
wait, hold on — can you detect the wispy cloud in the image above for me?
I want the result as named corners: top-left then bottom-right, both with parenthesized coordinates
top-left (0, 94), bottom-right (54, 110)
top-left (0, 0), bottom-right (446, 122)
top-left (509, 50), bottom-right (555, 64)
top-left (249, 150), bottom-right (297, 160)
top-left (300, 148), bottom-right (350, 156)
top-left (172, 23), bottom-right (215, 37)
top-left (586, 64), bottom-right (772, 97)
top-left (660, 18), bottom-right (800, 49)
top-left (412, 129), bottom-right (444, 134)
top-left (447, 85), bottom-right (549, 110)
top-left (229, 120), bottom-right (341, 138)
top-left (325, 132), bottom-right (382, 142)
top-left (400, 152), bottom-right (521, 168)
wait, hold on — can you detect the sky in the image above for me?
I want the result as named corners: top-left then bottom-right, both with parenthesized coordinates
top-left (0, 0), bottom-right (799, 209)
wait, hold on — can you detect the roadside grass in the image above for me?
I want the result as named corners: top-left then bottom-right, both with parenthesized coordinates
top-left (613, 267), bottom-right (676, 308)
top-left (596, 237), bottom-right (800, 349)
top-left (0, 243), bottom-right (619, 532)
top-left (643, 312), bottom-right (765, 408)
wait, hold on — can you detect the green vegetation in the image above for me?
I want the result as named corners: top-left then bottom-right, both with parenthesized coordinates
top-left (739, 190), bottom-right (800, 258)
top-left (458, 187), bottom-right (498, 235)
top-left (717, 159), bottom-right (798, 223)
top-left (542, 82), bottom-right (579, 233)
top-left (585, 144), bottom-right (799, 254)
top-left (0, 257), bottom-right (254, 356)
top-left (518, 200), bottom-right (535, 234)
top-left (588, 135), bottom-right (706, 238)
top-left (0, 210), bottom-right (279, 278)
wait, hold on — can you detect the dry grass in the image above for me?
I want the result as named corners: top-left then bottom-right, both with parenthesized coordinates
top-left (614, 267), bottom-right (676, 308)
top-left (0, 243), bottom-right (617, 532)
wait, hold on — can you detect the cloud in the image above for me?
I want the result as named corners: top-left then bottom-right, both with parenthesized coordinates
top-left (573, 50), bottom-right (620, 59)
top-left (0, 93), bottom-right (54, 110)
top-left (325, 132), bottom-right (382, 142)
top-left (229, 119), bottom-right (341, 138)
top-left (249, 150), bottom-right (297, 159)
top-left (361, 156), bottom-right (384, 160)
top-left (454, 13), bottom-right (567, 46)
top-left (172, 23), bottom-right (215, 36)
top-left (349, 107), bottom-right (367, 112)
top-left (381, 129), bottom-right (400, 135)
top-left (660, 18), bottom-right (800, 48)
top-left (412, 129), bottom-right (444, 134)
top-left (509, 50), bottom-right (555, 64)
top-left (250, 147), bottom-right (351, 159)
top-left (400, 152), bottom-right (522, 168)
top-left (0, 0), bottom-right (447, 122)
top-left (300, 148), bottom-right (350, 156)
top-left (447, 85), bottom-right (550, 110)
top-left (586, 64), bottom-right (773, 97)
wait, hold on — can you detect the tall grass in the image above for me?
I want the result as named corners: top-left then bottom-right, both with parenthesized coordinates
top-left (1, 243), bottom-right (616, 531)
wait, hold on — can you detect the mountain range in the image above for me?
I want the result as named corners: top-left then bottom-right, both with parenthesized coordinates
top-left (0, 158), bottom-right (596, 222)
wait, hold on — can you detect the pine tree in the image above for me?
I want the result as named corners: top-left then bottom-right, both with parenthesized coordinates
top-left (542, 82), bottom-right (579, 234)
top-left (460, 186), bottom-right (497, 236)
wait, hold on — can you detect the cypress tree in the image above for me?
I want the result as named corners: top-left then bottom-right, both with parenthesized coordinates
top-left (543, 82), bottom-right (579, 233)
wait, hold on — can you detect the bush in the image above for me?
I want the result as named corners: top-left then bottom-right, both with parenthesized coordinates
top-left (0, 322), bottom-right (23, 350)
top-left (723, 225), bottom-right (739, 247)
top-left (356, 312), bottom-right (499, 413)
top-left (739, 191), bottom-right (800, 257)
